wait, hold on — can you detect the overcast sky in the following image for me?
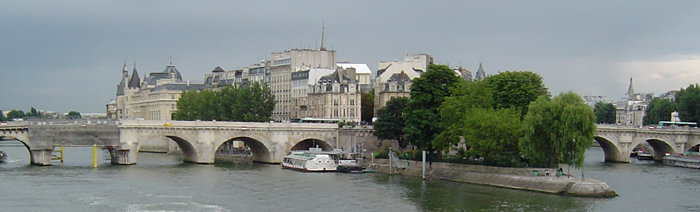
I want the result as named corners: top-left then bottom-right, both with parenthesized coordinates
top-left (2, 1), bottom-right (700, 113)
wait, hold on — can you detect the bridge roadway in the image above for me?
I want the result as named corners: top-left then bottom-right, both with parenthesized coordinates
top-left (595, 124), bottom-right (700, 162)
top-left (0, 120), bottom-right (372, 166)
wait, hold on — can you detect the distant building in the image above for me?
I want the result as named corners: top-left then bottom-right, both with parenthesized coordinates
top-left (113, 61), bottom-right (204, 120)
top-left (474, 62), bottom-right (486, 80)
top-left (616, 78), bottom-right (649, 125)
top-left (452, 66), bottom-right (472, 81)
top-left (582, 95), bottom-right (608, 108)
top-left (337, 63), bottom-right (372, 93)
top-left (374, 53), bottom-right (432, 114)
top-left (307, 67), bottom-right (361, 123)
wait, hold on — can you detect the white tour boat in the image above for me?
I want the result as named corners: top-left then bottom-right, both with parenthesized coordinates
top-left (281, 148), bottom-right (337, 172)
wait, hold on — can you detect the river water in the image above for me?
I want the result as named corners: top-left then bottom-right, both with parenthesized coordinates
top-left (1, 141), bottom-right (698, 212)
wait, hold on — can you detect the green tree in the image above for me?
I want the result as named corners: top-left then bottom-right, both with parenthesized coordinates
top-left (66, 111), bottom-right (82, 119)
top-left (28, 107), bottom-right (40, 118)
top-left (6, 110), bottom-right (25, 120)
top-left (643, 98), bottom-right (676, 125)
top-left (403, 64), bottom-right (462, 157)
top-left (484, 71), bottom-right (549, 117)
top-left (173, 82), bottom-right (275, 122)
top-left (594, 102), bottom-right (616, 124)
top-left (0, 110), bottom-right (5, 121)
top-left (361, 88), bottom-right (374, 124)
top-left (373, 97), bottom-right (409, 149)
top-left (676, 84), bottom-right (700, 123)
top-left (520, 92), bottom-right (596, 168)
top-left (450, 107), bottom-right (523, 166)
top-left (434, 80), bottom-right (493, 153)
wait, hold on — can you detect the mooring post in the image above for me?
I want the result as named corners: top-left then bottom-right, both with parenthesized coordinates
top-left (389, 146), bottom-right (392, 175)
top-left (92, 144), bottom-right (97, 168)
top-left (422, 151), bottom-right (426, 180)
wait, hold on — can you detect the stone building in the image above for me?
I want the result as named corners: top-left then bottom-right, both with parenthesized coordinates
top-left (270, 48), bottom-right (337, 121)
top-left (114, 61), bottom-right (204, 121)
top-left (373, 53), bottom-right (432, 114)
top-left (307, 67), bottom-right (362, 123)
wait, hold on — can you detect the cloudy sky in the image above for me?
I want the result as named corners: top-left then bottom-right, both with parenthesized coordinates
top-left (2, 1), bottom-right (700, 113)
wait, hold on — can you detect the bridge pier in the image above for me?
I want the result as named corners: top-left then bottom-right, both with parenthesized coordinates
top-left (30, 149), bottom-right (54, 166)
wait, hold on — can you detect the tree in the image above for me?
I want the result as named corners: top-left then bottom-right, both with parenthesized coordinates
top-left (434, 80), bottom-right (493, 153)
top-left (676, 84), bottom-right (700, 123)
top-left (28, 107), bottom-right (40, 118)
top-left (361, 89), bottom-right (374, 124)
top-left (643, 98), bottom-right (676, 125)
top-left (403, 64), bottom-right (462, 157)
top-left (448, 107), bottom-right (523, 166)
top-left (594, 102), bottom-right (616, 124)
top-left (0, 109), bottom-right (5, 121)
top-left (484, 71), bottom-right (549, 117)
top-left (520, 91), bottom-right (596, 168)
top-left (373, 97), bottom-right (408, 148)
top-left (172, 82), bottom-right (275, 122)
top-left (66, 111), bottom-right (82, 119)
top-left (6, 110), bottom-right (25, 120)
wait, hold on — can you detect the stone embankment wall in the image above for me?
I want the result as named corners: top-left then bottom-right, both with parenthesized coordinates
top-left (368, 158), bottom-right (617, 197)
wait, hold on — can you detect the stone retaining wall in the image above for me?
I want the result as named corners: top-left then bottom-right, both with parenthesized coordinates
top-left (368, 159), bottom-right (617, 197)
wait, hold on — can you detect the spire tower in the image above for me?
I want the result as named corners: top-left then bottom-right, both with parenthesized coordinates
top-left (320, 21), bottom-right (326, 51)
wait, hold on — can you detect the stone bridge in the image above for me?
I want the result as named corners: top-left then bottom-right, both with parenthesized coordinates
top-left (0, 120), bottom-right (372, 165)
top-left (595, 124), bottom-right (700, 162)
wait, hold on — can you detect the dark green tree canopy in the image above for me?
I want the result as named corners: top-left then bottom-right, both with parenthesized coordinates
top-left (6, 110), bottom-right (26, 120)
top-left (173, 82), bottom-right (275, 122)
top-left (676, 84), bottom-right (700, 123)
top-left (361, 90), bottom-right (374, 124)
top-left (594, 102), bottom-right (616, 124)
top-left (520, 92), bottom-right (596, 168)
top-left (66, 111), bottom-right (82, 119)
top-left (373, 97), bottom-right (409, 148)
top-left (484, 71), bottom-right (549, 117)
top-left (403, 64), bottom-right (462, 155)
top-left (643, 98), bottom-right (676, 125)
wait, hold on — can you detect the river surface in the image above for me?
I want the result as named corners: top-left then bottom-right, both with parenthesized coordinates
top-left (0, 141), bottom-right (699, 212)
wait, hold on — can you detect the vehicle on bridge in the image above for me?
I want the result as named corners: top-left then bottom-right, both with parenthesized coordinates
top-left (658, 121), bottom-right (697, 128)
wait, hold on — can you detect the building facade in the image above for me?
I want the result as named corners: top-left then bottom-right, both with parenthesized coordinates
top-left (307, 68), bottom-right (361, 123)
top-left (114, 62), bottom-right (204, 121)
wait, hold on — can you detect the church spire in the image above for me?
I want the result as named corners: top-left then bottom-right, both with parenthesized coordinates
top-left (626, 77), bottom-right (635, 99)
top-left (320, 21), bottom-right (327, 51)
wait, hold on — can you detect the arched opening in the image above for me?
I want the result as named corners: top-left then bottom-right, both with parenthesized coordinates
top-left (214, 138), bottom-right (252, 164)
top-left (0, 136), bottom-right (33, 166)
top-left (644, 139), bottom-right (675, 161)
top-left (164, 136), bottom-right (198, 163)
top-left (215, 137), bottom-right (270, 163)
top-left (291, 139), bottom-right (331, 151)
top-left (593, 136), bottom-right (624, 162)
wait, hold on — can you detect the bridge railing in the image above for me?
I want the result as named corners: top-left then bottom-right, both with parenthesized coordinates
top-left (2, 119), bottom-right (119, 126)
top-left (596, 124), bottom-right (700, 131)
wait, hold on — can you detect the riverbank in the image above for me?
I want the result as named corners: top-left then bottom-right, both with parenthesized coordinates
top-left (368, 158), bottom-right (617, 197)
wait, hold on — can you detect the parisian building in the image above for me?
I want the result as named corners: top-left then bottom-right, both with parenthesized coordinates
top-left (373, 53), bottom-right (432, 114)
top-left (307, 67), bottom-right (362, 123)
top-left (113, 61), bottom-right (204, 120)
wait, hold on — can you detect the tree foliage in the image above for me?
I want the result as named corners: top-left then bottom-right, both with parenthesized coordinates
top-left (373, 97), bottom-right (409, 148)
top-left (361, 89), bottom-right (374, 124)
top-left (434, 80), bottom-right (493, 153)
top-left (484, 71), bottom-right (549, 117)
top-left (676, 84), bottom-right (700, 123)
top-left (520, 92), bottom-right (596, 168)
top-left (0, 110), bottom-right (5, 121)
top-left (594, 102), bottom-right (616, 124)
top-left (6, 110), bottom-right (26, 120)
top-left (403, 64), bottom-right (462, 156)
top-left (449, 108), bottom-right (523, 166)
top-left (173, 82), bottom-right (275, 122)
top-left (66, 111), bottom-right (82, 119)
top-left (643, 98), bottom-right (676, 125)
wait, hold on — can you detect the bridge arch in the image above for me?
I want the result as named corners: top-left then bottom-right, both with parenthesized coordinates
top-left (214, 136), bottom-right (270, 163)
top-left (138, 133), bottom-right (199, 163)
top-left (640, 138), bottom-right (675, 160)
top-left (594, 136), bottom-right (623, 162)
top-left (290, 138), bottom-right (332, 151)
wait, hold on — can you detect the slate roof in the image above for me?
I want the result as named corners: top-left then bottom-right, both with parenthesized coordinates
top-left (150, 82), bottom-right (205, 93)
top-left (474, 62), bottom-right (486, 80)
top-left (128, 68), bottom-right (141, 88)
top-left (162, 65), bottom-right (182, 81)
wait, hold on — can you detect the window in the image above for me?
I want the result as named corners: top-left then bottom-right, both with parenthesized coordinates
top-left (334, 99), bottom-right (339, 106)
top-left (334, 109), bottom-right (339, 117)
top-left (350, 99), bottom-right (355, 106)
top-left (350, 109), bottom-right (355, 117)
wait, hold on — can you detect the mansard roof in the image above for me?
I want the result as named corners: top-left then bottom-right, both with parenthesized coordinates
top-left (162, 64), bottom-right (183, 81)
top-left (150, 82), bottom-right (205, 93)
top-left (212, 66), bottom-right (224, 73)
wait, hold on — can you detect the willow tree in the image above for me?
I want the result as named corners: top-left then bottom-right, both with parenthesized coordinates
top-left (520, 91), bottom-right (596, 168)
